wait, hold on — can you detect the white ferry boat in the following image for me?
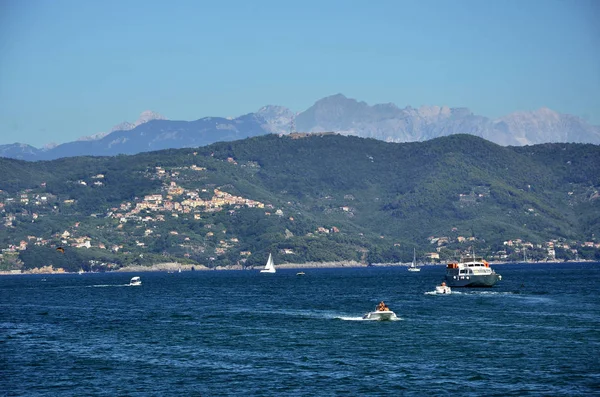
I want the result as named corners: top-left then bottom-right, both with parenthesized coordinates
top-left (444, 255), bottom-right (501, 287)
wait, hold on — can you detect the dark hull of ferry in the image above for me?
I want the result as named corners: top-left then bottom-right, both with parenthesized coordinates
top-left (444, 273), bottom-right (501, 288)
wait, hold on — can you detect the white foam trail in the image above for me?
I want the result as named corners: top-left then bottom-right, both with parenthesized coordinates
top-left (336, 316), bottom-right (402, 321)
top-left (461, 291), bottom-right (525, 297)
top-left (425, 290), bottom-right (461, 295)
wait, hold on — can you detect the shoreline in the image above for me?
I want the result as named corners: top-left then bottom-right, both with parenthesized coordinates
top-left (0, 259), bottom-right (597, 276)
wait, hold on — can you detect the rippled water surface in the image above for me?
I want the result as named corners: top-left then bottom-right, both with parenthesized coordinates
top-left (2, 263), bottom-right (600, 396)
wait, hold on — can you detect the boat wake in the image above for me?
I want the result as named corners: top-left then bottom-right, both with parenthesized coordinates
top-left (440, 290), bottom-right (554, 303)
top-left (241, 308), bottom-right (355, 321)
top-left (245, 308), bottom-right (403, 321)
top-left (88, 284), bottom-right (131, 288)
top-left (336, 315), bottom-right (402, 322)
top-left (424, 290), bottom-right (460, 296)
top-left (463, 291), bottom-right (524, 297)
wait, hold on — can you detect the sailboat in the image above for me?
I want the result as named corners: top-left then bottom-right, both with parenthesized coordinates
top-left (260, 253), bottom-right (276, 273)
top-left (408, 248), bottom-right (420, 272)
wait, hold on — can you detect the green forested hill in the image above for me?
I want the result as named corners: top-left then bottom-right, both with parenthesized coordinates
top-left (1, 134), bottom-right (599, 271)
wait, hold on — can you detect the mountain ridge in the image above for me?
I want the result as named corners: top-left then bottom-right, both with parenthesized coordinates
top-left (1, 94), bottom-right (598, 161)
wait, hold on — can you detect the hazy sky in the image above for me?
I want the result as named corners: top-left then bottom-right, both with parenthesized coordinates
top-left (1, 0), bottom-right (599, 147)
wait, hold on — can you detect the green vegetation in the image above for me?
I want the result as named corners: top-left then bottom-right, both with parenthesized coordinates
top-left (1, 134), bottom-right (598, 271)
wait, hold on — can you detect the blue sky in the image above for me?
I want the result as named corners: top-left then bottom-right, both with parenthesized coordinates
top-left (1, 0), bottom-right (598, 146)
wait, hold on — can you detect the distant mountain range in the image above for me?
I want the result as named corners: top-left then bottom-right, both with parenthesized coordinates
top-left (2, 94), bottom-right (599, 161)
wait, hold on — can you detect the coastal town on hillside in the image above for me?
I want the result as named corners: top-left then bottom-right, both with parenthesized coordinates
top-left (1, 162), bottom-right (598, 272)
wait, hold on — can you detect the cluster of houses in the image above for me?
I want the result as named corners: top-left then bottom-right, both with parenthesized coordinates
top-left (0, 164), bottom-right (340, 263)
top-left (425, 233), bottom-right (599, 262)
top-left (1, 163), bottom-right (598, 264)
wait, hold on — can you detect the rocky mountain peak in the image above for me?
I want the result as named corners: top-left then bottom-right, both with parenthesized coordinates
top-left (296, 94), bottom-right (600, 146)
top-left (256, 105), bottom-right (294, 119)
top-left (77, 132), bottom-right (109, 142)
top-left (136, 110), bottom-right (166, 125)
top-left (109, 122), bottom-right (135, 133)
top-left (255, 105), bottom-right (295, 133)
top-left (111, 110), bottom-right (166, 132)
top-left (75, 111), bottom-right (166, 142)
top-left (498, 108), bottom-right (600, 145)
top-left (315, 93), bottom-right (359, 107)
top-left (417, 105), bottom-right (452, 119)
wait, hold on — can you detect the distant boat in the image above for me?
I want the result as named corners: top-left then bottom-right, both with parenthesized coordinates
top-left (260, 253), bottom-right (276, 273)
top-left (129, 276), bottom-right (142, 286)
top-left (296, 271), bottom-right (305, 276)
top-left (408, 248), bottom-right (420, 272)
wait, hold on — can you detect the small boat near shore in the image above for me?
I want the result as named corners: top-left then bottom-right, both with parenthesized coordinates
top-left (129, 276), bottom-right (142, 286)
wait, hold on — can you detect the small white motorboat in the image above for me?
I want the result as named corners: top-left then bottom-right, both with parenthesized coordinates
top-left (363, 301), bottom-right (397, 320)
top-left (296, 271), bottom-right (306, 276)
top-left (435, 281), bottom-right (451, 294)
top-left (129, 276), bottom-right (142, 286)
top-left (363, 310), bottom-right (398, 321)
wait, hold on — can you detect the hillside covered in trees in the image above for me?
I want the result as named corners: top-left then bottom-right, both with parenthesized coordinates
top-left (1, 134), bottom-right (599, 272)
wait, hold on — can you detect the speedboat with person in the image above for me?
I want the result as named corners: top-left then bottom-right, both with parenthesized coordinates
top-left (129, 276), bottom-right (142, 286)
top-left (435, 281), bottom-right (452, 294)
top-left (444, 254), bottom-right (501, 287)
top-left (363, 301), bottom-right (398, 321)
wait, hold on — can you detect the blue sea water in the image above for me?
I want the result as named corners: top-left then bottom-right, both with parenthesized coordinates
top-left (2, 263), bottom-right (600, 396)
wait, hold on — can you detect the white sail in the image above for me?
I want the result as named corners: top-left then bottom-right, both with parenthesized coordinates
top-left (408, 247), bottom-right (420, 272)
top-left (260, 253), bottom-right (276, 273)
